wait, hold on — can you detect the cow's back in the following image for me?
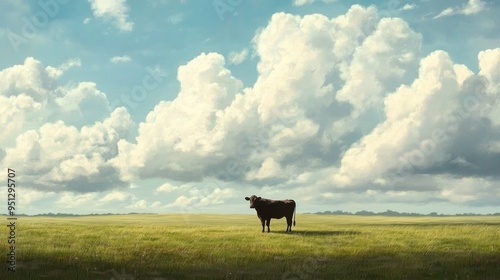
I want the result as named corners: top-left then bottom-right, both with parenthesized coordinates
top-left (257, 199), bottom-right (295, 219)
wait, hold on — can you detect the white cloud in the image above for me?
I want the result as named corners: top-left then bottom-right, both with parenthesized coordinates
top-left (110, 5), bottom-right (500, 208)
top-left (0, 58), bottom-right (134, 193)
top-left (0, 57), bottom-right (112, 147)
top-left (401, 3), bottom-right (417, 11)
top-left (167, 195), bottom-right (196, 208)
top-left (478, 48), bottom-right (500, 89)
top-left (127, 199), bottom-right (148, 209)
top-left (434, 8), bottom-right (456, 19)
top-left (478, 48), bottom-right (500, 127)
top-left (198, 188), bottom-right (233, 207)
top-left (333, 50), bottom-right (462, 185)
top-left (437, 176), bottom-right (498, 205)
top-left (228, 48), bottom-right (249, 65)
top-left (112, 52), bottom-right (244, 181)
top-left (56, 192), bottom-right (98, 208)
top-left (293, 0), bottom-right (314, 6)
top-left (434, 0), bottom-right (486, 19)
top-left (155, 182), bottom-right (178, 193)
top-left (293, 0), bottom-right (336, 6)
top-left (46, 58), bottom-right (82, 78)
top-left (19, 189), bottom-right (56, 205)
top-left (2, 4), bottom-right (500, 213)
top-left (245, 157), bottom-right (282, 180)
top-left (88, 0), bottom-right (134, 31)
top-left (110, 55), bottom-right (132, 63)
top-left (55, 82), bottom-right (109, 116)
top-left (165, 187), bottom-right (234, 209)
top-left (151, 201), bottom-right (162, 208)
top-left (2, 99), bottom-right (133, 192)
top-left (113, 5), bottom-right (421, 185)
top-left (331, 47), bottom-right (498, 192)
top-left (99, 191), bottom-right (129, 203)
top-left (462, 0), bottom-right (487, 15)
top-left (167, 13), bottom-right (184, 25)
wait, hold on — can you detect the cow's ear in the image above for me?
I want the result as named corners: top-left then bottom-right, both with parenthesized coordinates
top-left (257, 196), bottom-right (261, 200)
top-left (245, 197), bottom-right (250, 201)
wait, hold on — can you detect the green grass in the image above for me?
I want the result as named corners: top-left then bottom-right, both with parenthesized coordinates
top-left (1, 214), bottom-right (500, 279)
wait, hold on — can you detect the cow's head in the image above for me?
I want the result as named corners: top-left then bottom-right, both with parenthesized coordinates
top-left (244, 195), bottom-right (261, 208)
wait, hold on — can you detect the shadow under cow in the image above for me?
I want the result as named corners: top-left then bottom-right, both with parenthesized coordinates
top-left (272, 230), bottom-right (362, 236)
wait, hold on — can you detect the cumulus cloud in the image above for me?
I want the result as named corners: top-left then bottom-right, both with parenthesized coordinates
top-left (293, 0), bottom-right (314, 6)
top-left (434, 7), bottom-right (455, 19)
top-left (434, 0), bottom-right (487, 19)
top-left (332, 50), bottom-right (488, 186)
top-left (88, 0), bottom-right (134, 31)
top-left (328, 47), bottom-right (500, 209)
top-left (112, 52), bottom-right (245, 182)
top-left (0, 57), bottom-right (112, 146)
top-left (478, 48), bottom-right (500, 90)
top-left (99, 191), bottom-right (129, 203)
top-left (165, 187), bottom-right (234, 209)
top-left (228, 48), bottom-right (249, 65)
top-left (56, 192), bottom-right (98, 208)
top-left (110, 5), bottom-right (500, 208)
top-left (461, 0), bottom-right (487, 15)
top-left (19, 189), bottom-right (56, 205)
top-left (156, 182), bottom-right (178, 193)
top-left (3, 5), bottom-right (500, 211)
top-left (3, 108), bottom-right (133, 192)
top-left (198, 187), bottom-right (233, 207)
top-left (110, 55), bottom-right (132, 63)
top-left (46, 58), bottom-right (82, 78)
top-left (127, 199), bottom-right (148, 209)
top-left (0, 57), bottom-right (134, 193)
top-left (167, 195), bottom-right (196, 208)
top-left (401, 4), bottom-right (417, 11)
top-left (115, 6), bottom-right (423, 186)
top-left (293, 0), bottom-right (337, 6)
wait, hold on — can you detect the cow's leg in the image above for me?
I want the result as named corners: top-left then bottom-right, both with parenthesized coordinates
top-left (286, 215), bottom-right (292, 232)
top-left (260, 218), bottom-right (265, 233)
top-left (266, 219), bottom-right (271, 232)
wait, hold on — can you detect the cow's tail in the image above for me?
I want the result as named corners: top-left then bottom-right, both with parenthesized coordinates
top-left (293, 201), bottom-right (296, 227)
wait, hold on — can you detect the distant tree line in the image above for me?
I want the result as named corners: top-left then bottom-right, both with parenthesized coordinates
top-left (2, 211), bottom-right (499, 216)
top-left (310, 210), bottom-right (500, 216)
top-left (0, 212), bottom-right (157, 216)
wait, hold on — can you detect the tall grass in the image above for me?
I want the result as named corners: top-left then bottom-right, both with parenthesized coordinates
top-left (1, 214), bottom-right (499, 279)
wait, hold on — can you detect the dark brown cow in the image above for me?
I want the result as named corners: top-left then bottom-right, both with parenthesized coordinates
top-left (244, 195), bottom-right (296, 232)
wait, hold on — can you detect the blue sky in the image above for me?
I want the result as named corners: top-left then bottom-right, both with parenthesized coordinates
top-left (1, 0), bottom-right (500, 215)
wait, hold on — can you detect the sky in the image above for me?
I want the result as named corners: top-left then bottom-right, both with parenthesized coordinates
top-left (1, 0), bottom-right (500, 215)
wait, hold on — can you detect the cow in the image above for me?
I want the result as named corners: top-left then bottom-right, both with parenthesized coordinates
top-left (244, 195), bottom-right (296, 233)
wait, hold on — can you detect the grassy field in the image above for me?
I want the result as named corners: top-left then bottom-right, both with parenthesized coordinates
top-left (1, 214), bottom-right (499, 279)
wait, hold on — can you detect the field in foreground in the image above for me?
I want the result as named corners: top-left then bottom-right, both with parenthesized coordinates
top-left (1, 214), bottom-right (499, 279)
